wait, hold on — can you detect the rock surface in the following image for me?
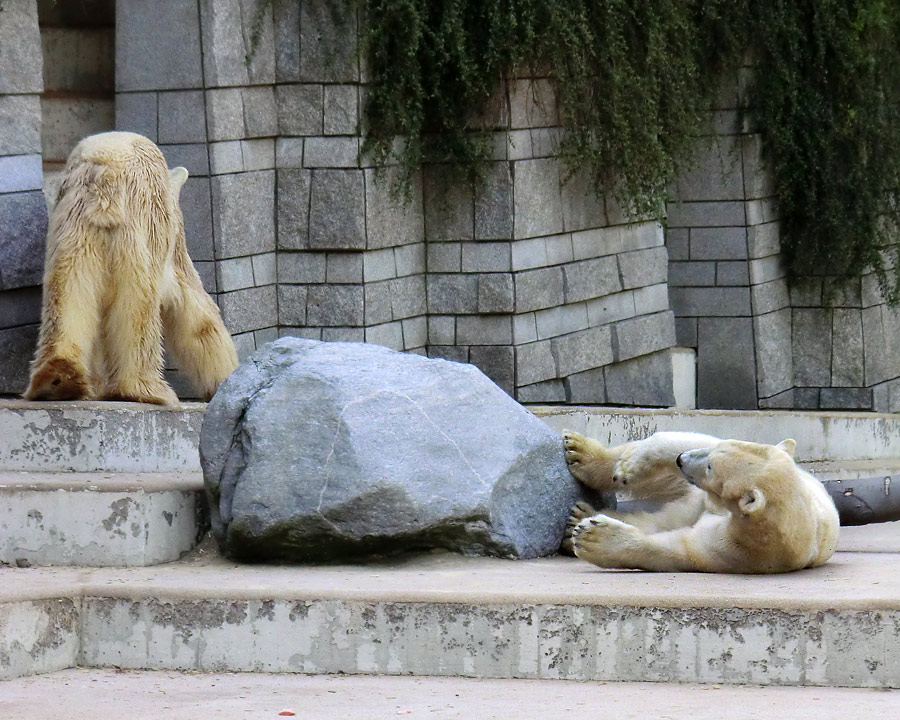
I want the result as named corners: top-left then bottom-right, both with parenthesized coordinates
top-left (200, 337), bottom-right (598, 561)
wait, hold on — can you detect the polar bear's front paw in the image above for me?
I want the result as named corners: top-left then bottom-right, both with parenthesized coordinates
top-left (572, 515), bottom-right (639, 568)
top-left (560, 500), bottom-right (597, 554)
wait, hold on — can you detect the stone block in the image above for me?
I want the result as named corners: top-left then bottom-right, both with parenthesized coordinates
top-left (669, 287), bottom-right (751, 317)
top-left (564, 367), bottom-right (606, 404)
top-left (748, 256), bottom-right (786, 285)
top-left (424, 166), bottom-right (474, 242)
top-left (689, 227), bottom-right (748, 260)
top-left (426, 242), bottom-right (461, 272)
top-left (513, 313), bottom-right (537, 345)
top-left (365, 320), bottom-right (404, 350)
top-left (560, 164), bottom-right (605, 233)
top-left (572, 222), bottom-right (662, 260)
top-left (552, 326), bottom-right (614, 377)
top-left (325, 252), bottom-right (363, 284)
top-left (758, 389), bottom-right (798, 410)
top-left (276, 168), bottom-right (311, 249)
top-left (511, 237), bottom-right (549, 271)
top-left (299, 0), bottom-right (359, 82)
top-left (672, 136), bottom-right (743, 202)
top-left (633, 283), bottom-right (670, 315)
top-left (474, 162), bottom-right (513, 240)
top-left (517, 379), bottom-right (567, 403)
top-left (241, 139), bottom-right (276, 171)
top-left (469, 345), bottom-right (515, 395)
top-left (604, 350), bottom-right (675, 407)
top-left (872, 378), bottom-right (900, 414)
top-left (532, 128), bottom-right (562, 158)
top-left (273, 0), bottom-right (301, 81)
top-left (0, 0), bottom-right (42, 93)
top-left (0, 191), bottom-right (47, 291)
top-left (506, 129), bottom-right (533, 161)
top-left (515, 340), bottom-right (557, 386)
top-left (456, 316), bottom-right (513, 346)
top-left (280, 326), bottom-right (322, 341)
top-left (209, 141), bottom-right (244, 175)
top-left (586, 291), bottom-right (636, 327)
top-left (278, 251), bottom-right (326, 284)
top-left (211, 171), bottom-right (276, 258)
top-left (513, 158), bottom-right (564, 239)
top-left (619, 247), bottom-right (669, 291)
top-left (180, 177), bottom-right (214, 261)
top-left (160, 144), bottom-right (210, 176)
top-left (242, 85), bottom-right (278, 138)
top-left (276, 84), bottom-right (323, 136)
top-left (753, 309), bottom-right (792, 399)
top-left (231, 331), bottom-right (257, 362)
top-left (321, 327), bottom-right (365, 343)
top-left (365, 168), bottom-right (424, 249)
top-left (402, 316), bottom-right (427, 349)
top-left (303, 136), bottom-right (359, 167)
top-left (563, 256), bottom-right (620, 303)
top-left (220, 284), bottom-right (277, 334)
top-left (394, 242), bottom-right (425, 277)
top-left (363, 248), bottom-right (396, 282)
top-left (0, 155), bottom-right (42, 193)
top-left (535, 303), bottom-right (589, 341)
top-left (819, 388), bottom-right (873, 411)
top-left (742, 134), bottom-right (776, 200)
top-left (745, 198), bottom-right (779, 225)
top-left (747, 221), bottom-right (781, 259)
top-left (389, 275), bottom-right (426, 320)
top-left (428, 345), bottom-right (469, 364)
top-left (669, 261), bottom-right (715, 287)
top-left (792, 308), bottom-right (832, 387)
top-left (252, 252), bottom-right (276, 286)
top-left (426, 274), bottom-right (479, 314)
top-left (697, 318), bottom-right (758, 409)
top-left (666, 201), bottom-right (746, 228)
top-left (514, 266), bottom-right (564, 313)
top-left (675, 317), bottom-right (697, 347)
top-left (275, 137), bottom-right (304, 167)
top-left (217, 256), bottom-right (255, 292)
top-left (665, 227), bottom-right (689, 261)
top-left (195, 261), bottom-right (217, 293)
top-left (308, 169), bottom-right (366, 250)
top-left (206, 88), bottom-right (245, 141)
top-left (307, 284), bottom-right (364, 326)
top-left (612, 311), bottom-right (676, 363)
top-left (117, 0), bottom-right (203, 91)
top-left (546, 233), bottom-right (575, 265)
top-left (789, 278), bottom-right (822, 307)
top-left (462, 242), bottom-right (511, 273)
top-left (478, 273), bottom-right (515, 313)
top-left (508, 78), bottom-right (559, 129)
top-left (0, 95), bottom-right (41, 155)
top-left (750, 279), bottom-right (790, 315)
top-left (0, 324), bottom-right (38, 395)
top-left (158, 90), bottom-right (206, 144)
top-left (428, 316), bottom-right (456, 345)
top-left (324, 85), bottom-right (359, 135)
top-left (0, 286), bottom-right (41, 327)
top-left (716, 261), bottom-right (750, 286)
top-left (830, 278), bottom-right (863, 308)
top-left (199, 0), bottom-right (275, 87)
top-left (863, 305), bottom-right (900, 386)
top-left (832, 309), bottom-right (864, 387)
top-left (364, 281), bottom-right (392, 325)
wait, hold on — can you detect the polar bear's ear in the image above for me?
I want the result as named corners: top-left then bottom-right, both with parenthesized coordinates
top-left (738, 488), bottom-right (766, 514)
top-left (775, 438), bottom-right (796, 457)
top-left (169, 166), bottom-right (189, 197)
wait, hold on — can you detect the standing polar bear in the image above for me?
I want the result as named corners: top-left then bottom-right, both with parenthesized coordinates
top-left (25, 132), bottom-right (237, 405)
top-left (562, 430), bottom-right (840, 574)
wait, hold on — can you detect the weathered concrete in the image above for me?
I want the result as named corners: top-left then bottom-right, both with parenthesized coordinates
top-left (534, 406), bottom-right (900, 462)
top-left (3, 668), bottom-right (900, 720)
top-left (4, 549), bottom-right (900, 687)
top-left (0, 401), bottom-right (205, 473)
top-left (0, 598), bottom-right (80, 681)
top-left (0, 472), bottom-right (203, 566)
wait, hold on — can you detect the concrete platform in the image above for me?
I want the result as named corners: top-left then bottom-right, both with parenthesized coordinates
top-left (2, 668), bottom-right (898, 720)
top-left (4, 547), bottom-right (900, 688)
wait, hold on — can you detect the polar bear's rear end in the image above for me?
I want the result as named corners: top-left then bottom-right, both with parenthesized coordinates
top-left (25, 132), bottom-right (237, 404)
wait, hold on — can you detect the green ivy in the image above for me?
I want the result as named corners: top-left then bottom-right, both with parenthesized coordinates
top-left (362, 0), bottom-right (900, 302)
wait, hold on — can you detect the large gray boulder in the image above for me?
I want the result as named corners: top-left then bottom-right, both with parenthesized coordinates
top-left (200, 337), bottom-right (600, 561)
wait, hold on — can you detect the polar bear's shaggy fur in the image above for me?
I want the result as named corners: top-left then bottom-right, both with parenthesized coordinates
top-left (567, 435), bottom-right (840, 574)
top-left (25, 132), bottom-right (237, 405)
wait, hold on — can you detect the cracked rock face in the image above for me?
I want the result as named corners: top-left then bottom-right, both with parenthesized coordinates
top-left (200, 337), bottom-right (595, 561)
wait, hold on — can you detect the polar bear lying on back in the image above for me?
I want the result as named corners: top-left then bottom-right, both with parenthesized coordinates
top-left (562, 430), bottom-right (840, 573)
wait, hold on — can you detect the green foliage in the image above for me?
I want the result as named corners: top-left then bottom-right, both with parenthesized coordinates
top-left (362, 0), bottom-right (900, 300)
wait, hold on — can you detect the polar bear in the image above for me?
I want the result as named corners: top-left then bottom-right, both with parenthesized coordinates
top-left (570, 437), bottom-right (840, 574)
top-left (25, 132), bottom-right (237, 405)
top-left (561, 429), bottom-right (725, 543)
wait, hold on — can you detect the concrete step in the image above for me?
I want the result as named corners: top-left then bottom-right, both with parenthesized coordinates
top-left (0, 400), bottom-right (204, 473)
top-left (0, 471), bottom-right (204, 567)
top-left (3, 549), bottom-right (900, 688)
top-left (2, 667), bottom-right (899, 720)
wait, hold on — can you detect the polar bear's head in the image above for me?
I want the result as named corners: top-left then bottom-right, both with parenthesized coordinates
top-left (676, 438), bottom-right (797, 516)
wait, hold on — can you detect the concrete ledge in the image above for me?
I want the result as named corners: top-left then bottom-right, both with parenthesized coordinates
top-left (2, 551), bottom-right (900, 687)
top-left (533, 405), bottom-right (900, 462)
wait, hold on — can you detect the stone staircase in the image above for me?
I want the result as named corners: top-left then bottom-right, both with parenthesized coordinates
top-left (2, 399), bottom-right (900, 700)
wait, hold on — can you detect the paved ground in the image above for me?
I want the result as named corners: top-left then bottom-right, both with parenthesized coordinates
top-left (2, 668), bottom-right (899, 720)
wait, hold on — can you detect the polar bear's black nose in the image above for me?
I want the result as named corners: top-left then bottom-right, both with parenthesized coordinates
top-left (676, 453), bottom-right (683, 468)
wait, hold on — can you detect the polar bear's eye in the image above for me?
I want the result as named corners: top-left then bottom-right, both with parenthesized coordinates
top-left (707, 462), bottom-right (712, 472)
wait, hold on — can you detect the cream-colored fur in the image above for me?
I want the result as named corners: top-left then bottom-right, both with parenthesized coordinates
top-left (25, 132), bottom-right (237, 405)
top-left (562, 430), bottom-right (724, 542)
top-left (570, 438), bottom-right (840, 574)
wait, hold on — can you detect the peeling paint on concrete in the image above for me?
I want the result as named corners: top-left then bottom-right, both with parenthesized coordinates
top-left (0, 599), bottom-right (80, 680)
